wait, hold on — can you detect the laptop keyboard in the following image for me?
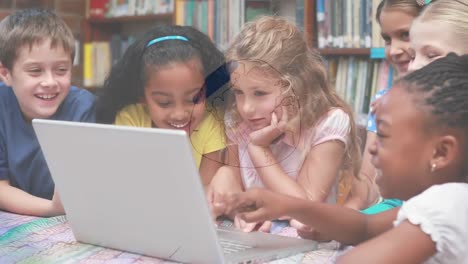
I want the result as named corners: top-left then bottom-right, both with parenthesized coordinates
top-left (219, 239), bottom-right (253, 254)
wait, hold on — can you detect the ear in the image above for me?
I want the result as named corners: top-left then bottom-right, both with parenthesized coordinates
top-left (430, 135), bottom-right (459, 171)
top-left (0, 62), bottom-right (12, 86)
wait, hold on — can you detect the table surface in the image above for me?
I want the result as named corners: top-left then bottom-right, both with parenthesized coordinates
top-left (0, 211), bottom-right (342, 263)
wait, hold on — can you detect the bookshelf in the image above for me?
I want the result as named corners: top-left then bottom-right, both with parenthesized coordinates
top-left (318, 48), bottom-right (371, 56)
top-left (82, 0), bottom-right (175, 89)
top-left (81, 0), bottom-right (390, 121)
top-left (305, 0), bottom-right (393, 125)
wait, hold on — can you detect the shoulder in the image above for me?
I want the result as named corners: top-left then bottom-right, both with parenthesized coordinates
top-left (198, 110), bottom-right (223, 131)
top-left (394, 183), bottom-right (468, 262)
top-left (0, 85), bottom-right (19, 119)
top-left (398, 183), bottom-right (468, 213)
top-left (0, 84), bottom-right (13, 104)
top-left (115, 103), bottom-right (151, 126)
top-left (313, 108), bottom-right (350, 133)
top-left (118, 103), bottom-right (147, 117)
top-left (65, 86), bottom-right (96, 105)
top-left (55, 86), bottom-right (96, 121)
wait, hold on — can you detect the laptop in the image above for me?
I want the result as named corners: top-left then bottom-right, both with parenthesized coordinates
top-left (32, 119), bottom-right (317, 264)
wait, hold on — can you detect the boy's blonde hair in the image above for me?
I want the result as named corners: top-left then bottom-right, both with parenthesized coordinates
top-left (0, 8), bottom-right (75, 70)
top-left (417, 0), bottom-right (468, 48)
top-left (226, 16), bottom-right (361, 177)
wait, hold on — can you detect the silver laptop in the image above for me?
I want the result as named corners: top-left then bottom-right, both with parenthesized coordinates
top-left (33, 119), bottom-right (316, 264)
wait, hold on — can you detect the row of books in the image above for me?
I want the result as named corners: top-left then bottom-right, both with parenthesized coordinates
top-left (316, 0), bottom-right (385, 48)
top-left (83, 36), bottom-right (137, 87)
top-left (87, 0), bottom-right (174, 18)
top-left (175, 0), bottom-right (301, 50)
top-left (327, 57), bottom-right (394, 120)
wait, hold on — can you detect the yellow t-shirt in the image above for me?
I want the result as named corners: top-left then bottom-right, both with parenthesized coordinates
top-left (115, 104), bottom-right (225, 168)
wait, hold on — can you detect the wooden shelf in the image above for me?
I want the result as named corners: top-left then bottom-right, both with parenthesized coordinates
top-left (88, 13), bottom-right (173, 24)
top-left (318, 48), bottom-right (371, 56)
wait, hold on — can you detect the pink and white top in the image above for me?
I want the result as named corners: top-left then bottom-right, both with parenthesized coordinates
top-left (226, 108), bottom-right (351, 204)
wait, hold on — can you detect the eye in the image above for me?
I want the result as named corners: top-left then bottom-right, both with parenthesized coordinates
top-left (381, 35), bottom-right (391, 46)
top-left (232, 89), bottom-right (243, 95)
top-left (28, 68), bottom-right (42, 73)
top-left (400, 31), bottom-right (410, 41)
top-left (427, 52), bottom-right (439, 59)
top-left (254, 90), bottom-right (267, 96)
top-left (55, 67), bottom-right (69, 75)
top-left (156, 101), bottom-right (172, 108)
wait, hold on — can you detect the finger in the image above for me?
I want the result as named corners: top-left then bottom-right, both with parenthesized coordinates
top-left (271, 112), bottom-right (278, 126)
top-left (212, 202), bottom-right (226, 219)
top-left (280, 105), bottom-right (288, 123)
top-left (258, 220), bottom-right (272, 233)
top-left (237, 207), bottom-right (270, 223)
top-left (242, 221), bottom-right (258, 232)
top-left (234, 215), bottom-right (243, 229)
top-left (290, 219), bottom-right (313, 231)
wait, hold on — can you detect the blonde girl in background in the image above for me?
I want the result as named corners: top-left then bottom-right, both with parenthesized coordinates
top-left (346, 0), bottom-right (425, 212)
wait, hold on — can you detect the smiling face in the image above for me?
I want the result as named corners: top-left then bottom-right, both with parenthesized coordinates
top-left (408, 19), bottom-right (465, 72)
top-left (379, 8), bottom-right (415, 76)
top-left (230, 62), bottom-right (285, 131)
top-left (368, 85), bottom-right (438, 200)
top-left (0, 38), bottom-right (72, 121)
top-left (143, 59), bottom-right (206, 135)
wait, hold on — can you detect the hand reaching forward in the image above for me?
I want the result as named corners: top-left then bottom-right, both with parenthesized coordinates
top-left (224, 188), bottom-right (294, 223)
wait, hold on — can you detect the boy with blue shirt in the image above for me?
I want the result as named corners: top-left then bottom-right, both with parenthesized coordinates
top-left (0, 9), bottom-right (95, 216)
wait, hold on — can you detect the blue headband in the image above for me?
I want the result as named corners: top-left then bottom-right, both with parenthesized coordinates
top-left (146, 35), bottom-right (189, 47)
top-left (416, 0), bottom-right (431, 6)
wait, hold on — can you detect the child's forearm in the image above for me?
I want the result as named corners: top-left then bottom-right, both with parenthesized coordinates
top-left (0, 182), bottom-right (56, 217)
top-left (288, 198), bottom-right (396, 245)
top-left (248, 145), bottom-right (306, 198)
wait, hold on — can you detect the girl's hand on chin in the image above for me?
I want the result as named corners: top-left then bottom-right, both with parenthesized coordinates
top-left (248, 106), bottom-right (288, 147)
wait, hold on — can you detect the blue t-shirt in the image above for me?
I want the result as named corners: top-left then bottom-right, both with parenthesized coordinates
top-left (367, 88), bottom-right (390, 133)
top-left (0, 83), bottom-right (96, 199)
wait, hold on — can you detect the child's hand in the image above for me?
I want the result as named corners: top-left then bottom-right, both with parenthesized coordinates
top-left (206, 167), bottom-right (244, 221)
top-left (224, 188), bottom-right (291, 223)
top-left (248, 106), bottom-right (288, 147)
top-left (234, 215), bottom-right (272, 233)
top-left (290, 219), bottom-right (331, 241)
top-left (48, 191), bottom-right (65, 216)
top-left (207, 187), bottom-right (227, 221)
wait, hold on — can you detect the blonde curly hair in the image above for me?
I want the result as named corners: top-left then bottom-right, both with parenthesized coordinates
top-left (225, 16), bottom-right (362, 178)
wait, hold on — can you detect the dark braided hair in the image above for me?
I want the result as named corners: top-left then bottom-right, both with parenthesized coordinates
top-left (398, 53), bottom-right (468, 179)
top-left (95, 24), bottom-right (229, 124)
top-left (399, 53), bottom-right (468, 129)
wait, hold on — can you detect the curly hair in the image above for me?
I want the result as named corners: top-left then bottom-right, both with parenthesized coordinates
top-left (397, 53), bottom-right (468, 179)
top-left (95, 24), bottom-right (228, 124)
top-left (225, 16), bottom-right (362, 178)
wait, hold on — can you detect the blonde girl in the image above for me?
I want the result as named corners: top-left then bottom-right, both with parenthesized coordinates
top-left (209, 16), bottom-right (361, 233)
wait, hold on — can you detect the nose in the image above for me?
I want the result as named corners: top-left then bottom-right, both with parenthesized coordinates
top-left (388, 40), bottom-right (404, 57)
top-left (40, 71), bottom-right (58, 88)
top-left (171, 104), bottom-right (190, 121)
top-left (241, 99), bottom-right (255, 117)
